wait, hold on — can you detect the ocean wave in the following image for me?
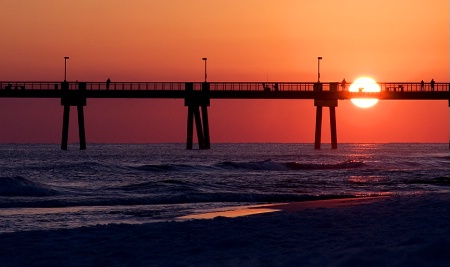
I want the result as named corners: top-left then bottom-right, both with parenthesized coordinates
top-left (0, 192), bottom-right (361, 209)
top-left (132, 160), bottom-right (365, 173)
top-left (216, 160), bottom-right (366, 171)
top-left (119, 179), bottom-right (190, 192)
top-left (407, 177), bottom-right (450, 186)
top-left (0, 176), bottom-right (57, 197)
top-left (284, 160), bottom-right (365, 170)
top-left (215, 160), bottom-right (289, 171)
top-left (36, 161), bottom-right (116, 172)
top-left (132, 164), bottom-right (193, 172)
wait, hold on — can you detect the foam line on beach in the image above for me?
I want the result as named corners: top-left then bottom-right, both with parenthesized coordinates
top-left (178, 196), bottom-right (389, 220)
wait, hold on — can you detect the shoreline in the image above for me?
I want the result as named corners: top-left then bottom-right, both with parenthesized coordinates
top-left (179, 195), bottom-right (390, 220)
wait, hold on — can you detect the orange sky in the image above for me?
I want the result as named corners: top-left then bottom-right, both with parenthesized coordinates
top-left (0, 1), bottom-right (448, 144)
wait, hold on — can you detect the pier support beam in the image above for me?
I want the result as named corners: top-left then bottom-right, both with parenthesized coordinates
top-left (193, 106), bottom-right (205, 148)
top-left (61, 105), bottom-right (70, 150)
top-left (60, 82), bottom-right (87, 150)
top-left (201, 105), bottom-right (210, 149)
top-left (186, 106), bottom-right (194, 150)
top-left (314, 106), bottom-right (323, 149)
top-left (77, 105), bottom-right (86, 150)
top-left (330, 107), bottom-right (337, 149)
top-left (185, 82), bottom-right (211, 150)
top-left (314, 82), bottom-right (338, 149)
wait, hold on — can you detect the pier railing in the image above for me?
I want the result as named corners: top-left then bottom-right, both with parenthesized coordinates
top-left (1, 81), bottom-right (449, 92)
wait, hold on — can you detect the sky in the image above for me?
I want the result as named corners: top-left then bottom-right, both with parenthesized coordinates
top-left (0, 0), bottom-right (448, 144)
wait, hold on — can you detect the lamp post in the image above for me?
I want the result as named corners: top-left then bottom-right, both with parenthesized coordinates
top-left (317, 56), bottom-right (322, 82)
top-left (64, 56), bottom-right (70, 81)
top-left (202, 57), bottom-right (207, 82)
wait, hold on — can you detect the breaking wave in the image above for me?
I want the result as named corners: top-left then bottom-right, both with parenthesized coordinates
top-left (0, 191), bottom-right (362, 209)
top-left (407, 177), bottom-right (450, 186)
top-left (0, 176), bottom-right (57, 197)
top-left (131, 160), bottom-right (365, 173)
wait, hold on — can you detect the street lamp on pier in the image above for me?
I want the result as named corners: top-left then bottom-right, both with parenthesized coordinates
top-left (64, 56), bottom-right (70, 81)
top-left (317, 56), bottom-right (322, 82)
top-left (202, 58), bottom-right (207, 82)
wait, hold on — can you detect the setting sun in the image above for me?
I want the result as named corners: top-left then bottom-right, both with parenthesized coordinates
top-left (349, 77), bottom-right (381, 108)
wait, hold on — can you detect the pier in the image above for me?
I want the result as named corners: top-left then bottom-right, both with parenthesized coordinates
top-left (1, 81), bottom-right (449, 150)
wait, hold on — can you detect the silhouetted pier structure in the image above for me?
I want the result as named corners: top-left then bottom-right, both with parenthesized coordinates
top-left (1, 81), bottom-right (449, 150)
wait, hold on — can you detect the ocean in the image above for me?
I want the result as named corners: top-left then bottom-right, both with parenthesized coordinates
top-left (0, 143), bottom-right (448, 233)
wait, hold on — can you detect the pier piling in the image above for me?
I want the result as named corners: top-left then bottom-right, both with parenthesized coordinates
top-left (330, 106), bottom-right (337, 149)
top-left (61, 105), bottom-right (70, 150)
top-left (185, 82), bottom-right (211, 149)
top-left (77, 105), bottom-right (86, 150)
top-left (314, 82), bottom-right (338, 149)
top-left (314, 106), bottom-right (323, 149)
top-left (60, 82), bottom-right (87, 150)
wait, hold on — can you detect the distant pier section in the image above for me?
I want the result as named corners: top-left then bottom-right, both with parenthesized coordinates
top-left (1, 81), bottom-right (449, 150)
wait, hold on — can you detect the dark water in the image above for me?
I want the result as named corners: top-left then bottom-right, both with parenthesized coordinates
top-left (0, 143), bottom-right (448, 233)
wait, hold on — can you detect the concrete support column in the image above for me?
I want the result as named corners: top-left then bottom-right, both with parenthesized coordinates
top-left (60, 82), bottom-right (87, 150)
top-left (314, 106), bottom-right (323, 149)
top-left (186, 106), bottom-right (194, 150)
top-left (201, 105), bottom-right (210, 149)
top-left (77, 105), bottom-right (86, 150)
top-left (314, 82), bottom-right (339, 149)
top-left (330, 107), bottom-right (337, 149)
top-left (184, 82), bottom-right (211, 150)
top-left (61, 105), bottom-right (70, 150)
top-left (193, 107), bottom-right (205, 149)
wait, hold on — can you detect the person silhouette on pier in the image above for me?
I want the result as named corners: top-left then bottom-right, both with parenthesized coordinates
top-left (341, 78), bottom-right (347, 91)
top-left (430, 79), bottom-right (435, 91)
top-left (262, 83), bottom-right (270, 91)
top-left (106, 78), bottom-right (111, 90)
top-left (420, 80), bottom-right (424, 91)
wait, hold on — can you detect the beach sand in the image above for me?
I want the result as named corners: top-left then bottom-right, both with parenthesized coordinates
top-left (0, 193), bottom-right (448, 266)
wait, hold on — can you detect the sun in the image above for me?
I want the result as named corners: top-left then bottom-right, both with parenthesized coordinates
top-left (349, 77), bottom-right (381, 108)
